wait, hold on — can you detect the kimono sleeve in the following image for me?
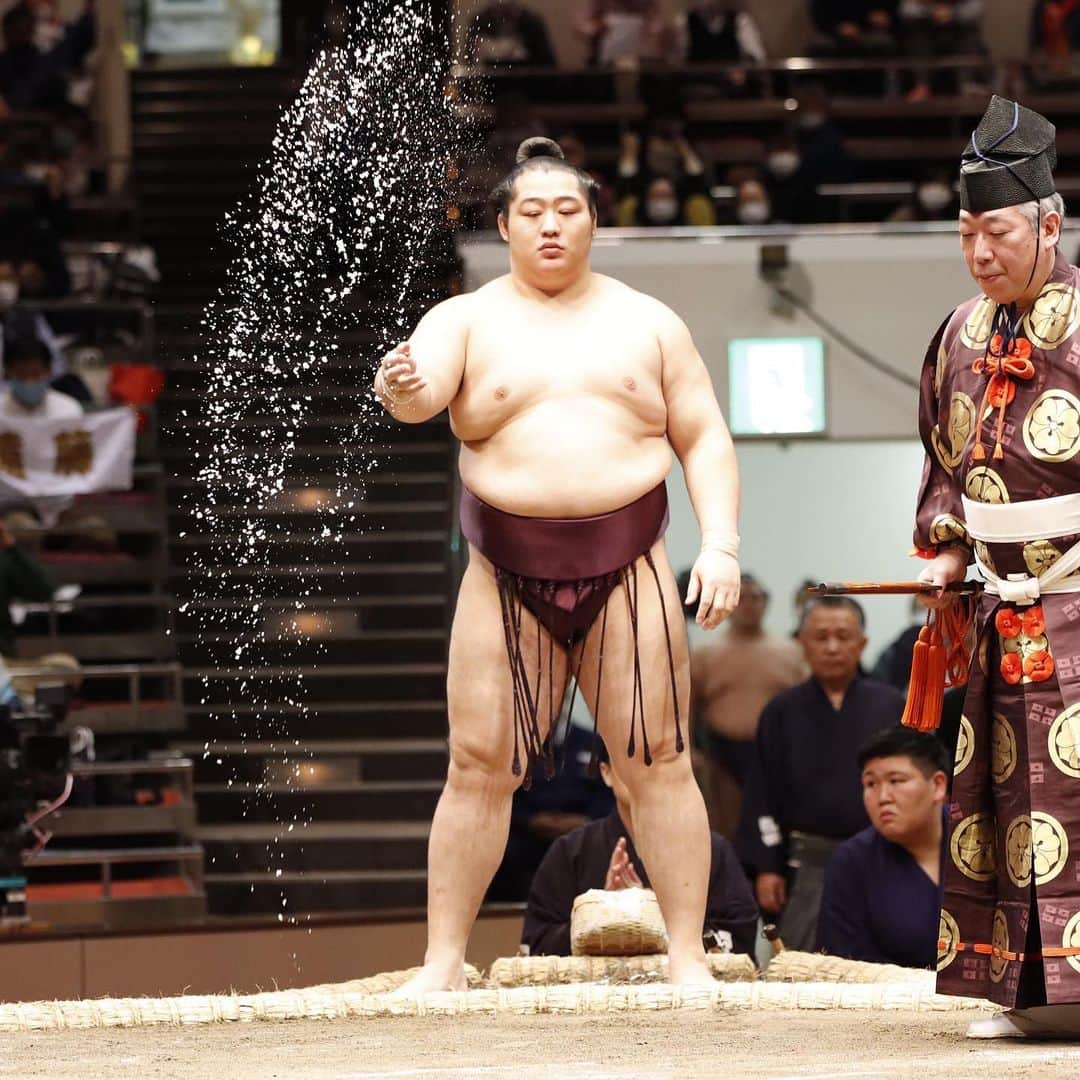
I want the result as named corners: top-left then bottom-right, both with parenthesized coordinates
top-left (913, 311), bottom-right (973, 558)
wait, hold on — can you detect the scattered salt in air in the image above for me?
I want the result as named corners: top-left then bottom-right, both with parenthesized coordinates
top-left (178, 1), bottom-right (467, 934)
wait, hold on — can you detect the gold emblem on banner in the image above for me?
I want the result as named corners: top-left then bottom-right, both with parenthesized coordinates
top-left (1024, 283), bottom-right (1080, 349)
top-left (954, 716), bottom-right (975, 776)
top-left (1049, 704), bottom-right (1080, 778)
top-left (952, 812), bottom-right (997, 882)
top-left (1006, 814), bottom-right (1033, 888)
top-left (938, 908), bottom-right (960, 972)
top-left (992, 714), bottom-right (1017, 785)
top-left (1033, 811), bottom-right (1069, 885)
top-left (961, 296), bottom-right (996, 348)
top-left (0, 431), bottom-right (25, 478)
top-left (989, 908), bottom-right (1009, 983)
top-left (966, 466), bottom-right (1010, 504)
top-left (1024, 539), bottom-right (1063, 577)
top-left (53, 430), bottom-right (93, 476)
top-left (1024, 390), bottom-right (1080, 463)
top-left (1063, 911), bottom-right (1080, 976)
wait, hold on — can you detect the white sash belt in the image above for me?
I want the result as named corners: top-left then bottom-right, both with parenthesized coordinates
top-left (961, 494), bottom-right (1080, 604)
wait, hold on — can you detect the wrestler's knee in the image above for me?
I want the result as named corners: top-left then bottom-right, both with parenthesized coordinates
top-left (608, 741), bottom-right (694, 798)
top-left (445, 731), bottom-right (520, 799)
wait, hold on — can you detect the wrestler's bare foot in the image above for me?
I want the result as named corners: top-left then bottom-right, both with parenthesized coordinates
top-left (668, 953), bottom-right (717, 988)
top-left (389, 960), bottom-right (468, 998)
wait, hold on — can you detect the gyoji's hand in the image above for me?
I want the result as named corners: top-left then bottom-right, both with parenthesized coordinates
top-left (685, 550), bottom-right (740, 630)
top-left (605, 837), bottom-right (644, 891)
top-left (378, 342), bottom-right (427, 402)
top-left (916, 546), bottom-right (969, 610)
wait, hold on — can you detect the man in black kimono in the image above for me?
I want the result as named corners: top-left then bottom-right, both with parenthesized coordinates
top-left (522, 742), bottom-right (758, 957)
top-left (736, 596), bottom-right (905, 950)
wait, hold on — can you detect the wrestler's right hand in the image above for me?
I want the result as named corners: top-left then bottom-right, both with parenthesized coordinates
top-left (916, 545), bottom-right (969, 610)
top-left (378, 342), bottom-right (428, 401)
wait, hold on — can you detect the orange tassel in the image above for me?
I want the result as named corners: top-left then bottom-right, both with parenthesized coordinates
top-left (971, 443), bottom-right (986, 461)
top-left (902, 620), bottom-right (949, 732)
top-left (923, 622), bottom-right (946, 731)
top-left (902, 625), bottom-right (932, 731)
top-left (993, 443), bottom-right (1004, 461)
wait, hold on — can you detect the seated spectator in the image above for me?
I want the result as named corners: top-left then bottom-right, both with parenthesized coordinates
top-left (810, 0), bottom-right (899, 57)
top-left (675, 1), bottom-right (767, 99)
top-left (0, 205), bottom-right (70, 297)
top-left (522, 739), bottom-right (759, 956)
top-left (1031, 0), bottom-right (1080, 60)
top-left (0, 1), bottom-right (95, 115)
top-left (0, 328), bottom-right (113, 551)
top-left (576, 0), bottom-right (673, 69)
top-left (614, 118), bottom-right (716, 226)
top-left (899, 1), bottom-right (986, 102)
top-left (887, 169), bottom-right (960, 221)
top-left (816, 727), bottom-right (947, 968)
top-left (762, 134), bottom-right (827, 224)
top-left (791, 84), bottom-right (852, 189)
top-left (735, 596), bottom-right (905, 951)
top-left (464, 1), bottom-right (556, 68)
top-left (487, 697), bottom-right (615, 903)
top-left (731, 176), bottom-right (772, 226)
top-left (0, 515), bottom-right (79, 704)
top-left (556, 130), bottom-right (614, 226)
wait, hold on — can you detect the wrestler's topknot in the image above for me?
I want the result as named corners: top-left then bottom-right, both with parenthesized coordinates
top-left (490, 135), bottom-right (599, 218)
top-left (515, 136), bottom-right (565, 164)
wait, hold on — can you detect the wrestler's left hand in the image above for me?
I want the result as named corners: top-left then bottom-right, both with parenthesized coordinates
top-left (686, 551), bottom-right (740, 631)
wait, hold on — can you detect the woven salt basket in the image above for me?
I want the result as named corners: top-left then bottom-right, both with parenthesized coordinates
top-left (570, 888), bottom-right (668, 956)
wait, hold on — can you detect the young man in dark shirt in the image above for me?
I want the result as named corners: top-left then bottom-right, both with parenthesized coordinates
top-left (817, 727), bottom-right (948, 968)
top-left (523, 741), bottom-right (758, 958)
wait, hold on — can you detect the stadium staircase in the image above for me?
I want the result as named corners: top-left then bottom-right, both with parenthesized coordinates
top-left (133, 66), bottom-right (455, 916)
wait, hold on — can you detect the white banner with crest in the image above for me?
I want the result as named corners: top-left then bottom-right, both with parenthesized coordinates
top-left (0, 408), bottom-right (136, 499)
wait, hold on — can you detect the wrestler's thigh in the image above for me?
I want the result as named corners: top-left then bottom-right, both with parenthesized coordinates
top-left (447, 546), bottom-right (571, 772)
top-left (576, 540), bottom-right (691, 773)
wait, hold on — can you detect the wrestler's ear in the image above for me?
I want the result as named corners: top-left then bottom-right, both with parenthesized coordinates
top-left (497, 211), bottom-right (510, 243)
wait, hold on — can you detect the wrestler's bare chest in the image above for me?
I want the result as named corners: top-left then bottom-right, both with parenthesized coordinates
top-left (450, 290), bottom-right (667, 444)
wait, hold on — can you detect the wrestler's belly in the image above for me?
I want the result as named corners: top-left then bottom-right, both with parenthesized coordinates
top-left (458, 409), bottom-right (672, 518)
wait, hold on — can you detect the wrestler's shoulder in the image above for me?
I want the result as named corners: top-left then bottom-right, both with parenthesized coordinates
top-left (595, 275), bottom-right (685, 327)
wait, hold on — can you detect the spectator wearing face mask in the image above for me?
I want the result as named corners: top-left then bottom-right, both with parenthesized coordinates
top-left (731, 177), bottom-right (772, 226)
top-left (761, 136), bottom-right (826, 224)
top-left (887, 170), bottom-right (959, 222)
top-left (0, 328), bottom-right (113, 552)
top-left (614, 119), bottom-right (716, 227)
top-left (791, 84), bottom-right (852, 188)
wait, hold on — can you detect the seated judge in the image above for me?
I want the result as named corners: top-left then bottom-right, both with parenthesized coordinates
top-left (522, 739), bottom-right (759, 957)
top-left (816, 726), bottom-right (947, 968)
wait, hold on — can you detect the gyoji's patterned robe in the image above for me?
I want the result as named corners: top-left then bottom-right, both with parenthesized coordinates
top-left (916, 252), bottom-right (1080, 1007)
